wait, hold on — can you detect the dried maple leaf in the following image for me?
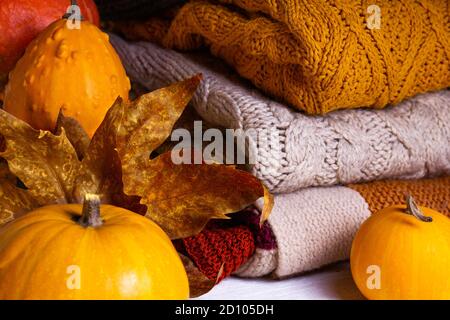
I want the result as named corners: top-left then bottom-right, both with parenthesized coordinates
top-left (124, 151), bottom-right (272, 239)
top-left (260, 187), bottom-right (274, 226)
top-left (112, 75), bottom-right (272, 239)
top-left (72, 98), bottom-right (125, 203)
top-left (115, 75), bottom-right (202, 164)
top-left (0, 110), bottom-right (80, 205)
top-left (0, 161), bottom-right (39, 224)
top-left (55, 110), bottom-right (90, 160)
top-left (72, 73), bottom-right (200, 204)
top-left (72, 98), bottom-right (146, 213)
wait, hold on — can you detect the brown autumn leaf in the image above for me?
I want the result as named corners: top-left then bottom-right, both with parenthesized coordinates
top-left (116, 74), bottom-right (202, 165)
top-left (112, 75), bottom-right (272, 239)
top-left (0, 76), bottom-right (203, 220)
top-left (77, 75), bottom-right (202, 203)
top-left (123, 151), bottom-right (272, 239)
top-left (72, 97), bottom-right (146, 213)
top-left (0, 160), bottom-right (39, 224)
top-left (72, 97), bottom-right (125, 203)
top-left (260, 186), bottom-right (274, 226)
top-left (179, 253), bottom-right (223, 298)
top-left (55, 110), bottom-right (90, 160)
top-left (0, 109), bottom-right (80, 205)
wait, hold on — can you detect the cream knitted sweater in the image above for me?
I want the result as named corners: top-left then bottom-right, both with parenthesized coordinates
top-left (111, 35), bottom-right (450, 193)
top-left (236, 186), bottom-right (370, 278)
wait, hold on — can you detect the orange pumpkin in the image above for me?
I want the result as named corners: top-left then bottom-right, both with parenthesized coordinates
top-left (0, 194), bottom-right (189, 300)
top-left (351, 196), bottom-right (450, 300)
top-left (3, 16), bottom-right (130, 137)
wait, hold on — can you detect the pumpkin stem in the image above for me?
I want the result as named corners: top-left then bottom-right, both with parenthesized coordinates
top-left (63, 0), bottom-right (84, 21)
top-left (79, 194), bottom-right (103, 228)
top-left (405, 195), bottom-right (433, 223)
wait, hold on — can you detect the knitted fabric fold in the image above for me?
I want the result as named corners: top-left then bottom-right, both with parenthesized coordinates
top-left (110, 35), bottom-right (450, 194)
top-left (115, 0), bottom-right (450, 114)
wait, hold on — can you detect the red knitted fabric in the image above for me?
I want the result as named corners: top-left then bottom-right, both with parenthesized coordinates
top-left (179, 224), bottom-right (256, 282)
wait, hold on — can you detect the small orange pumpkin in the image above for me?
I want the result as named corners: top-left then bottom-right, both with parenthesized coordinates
top-left (3, 15), bottom-right (130, 137)
top-left (351, 196), bottom-right (450, 300)
top-left (0, 194), bottom-right (189, 300)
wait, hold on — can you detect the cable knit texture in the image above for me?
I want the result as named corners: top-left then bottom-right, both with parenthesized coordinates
top-left (234, 176), bottom-right (450, 278)
top-left (110, 35), bottom-right (450, 193)
top-left (118, 0), bottom-right (450, 114)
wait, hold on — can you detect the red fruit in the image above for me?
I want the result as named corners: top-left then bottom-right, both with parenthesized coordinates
top-left (0, 0), bottom-right (100, 85)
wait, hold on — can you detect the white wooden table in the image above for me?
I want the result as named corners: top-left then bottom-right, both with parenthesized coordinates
top-left (197, 262), bottom-right (364, 300)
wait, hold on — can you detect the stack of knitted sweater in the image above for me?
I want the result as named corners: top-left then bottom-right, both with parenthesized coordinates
top-left (108, 0), bottom-right (450, 281)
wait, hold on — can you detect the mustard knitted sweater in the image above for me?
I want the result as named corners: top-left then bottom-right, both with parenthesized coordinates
top-left (160, 0), bottom-right (450, 114)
